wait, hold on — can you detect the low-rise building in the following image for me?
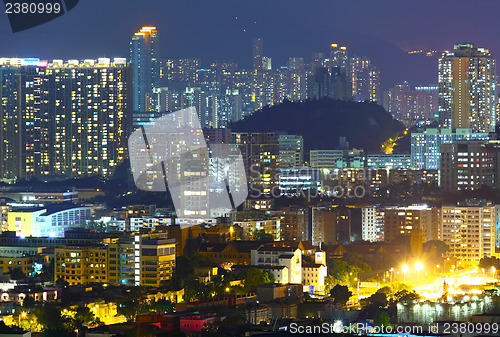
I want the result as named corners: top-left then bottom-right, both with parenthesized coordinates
top-left (259, 265), bottom-right (289, 284)
top-left (0, 255), bottom-right (48, 277)
top-left (367, 154), bottom-right (411, 169)
top-left (251, 246), bottom-right (301, 284)
top-left (302, 263), bottom-right (327, 295)
top-left (235, 218), bottom-right (281, 241)
top-left (55, 234), bottom-right (176, 286)
top-left (7, 205), bottom-right (92, 238)
top-left (54, 245), bottom-right (108, 286)
top-left (197, 241), bottom-right (262, 266)
top-left (279, 167), bottom-right (321, 196)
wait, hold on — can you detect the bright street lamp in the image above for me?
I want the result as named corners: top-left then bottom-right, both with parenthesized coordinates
top-left (415, 262), bottom-right (423, 284)
top-left (402, 264), bottom-right (409, 283)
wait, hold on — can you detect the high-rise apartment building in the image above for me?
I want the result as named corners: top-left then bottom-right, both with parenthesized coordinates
top-left (328, 44), bottom-right (349, 69)
top-left (279, 206), bottom-right (308, 242)
top-left (278, 134), bottom-right (303, 168)
top-left (311, 206), bottom-right (353, 246)
top-left (307, 66), bottom-right (351, 101)
top-left (441, 201), bottom-right (500, 262)
top-left (288, 57), bottom-right (307, 101)
top-left (310, 53), bottom-right (325, 72)
top-left (54, 245), bottom-right (109, 286)
top-left (252, 38), bottom-right (264, 71)
top-left (130, 26), bottom-right (160, 116)
top-left (383, 205), bottom-right (440, 253)
top-left (383, 82), bottom-right (438, 122)
top-left (410, 128), bottom-right (490, 170)
top-left (438, 43), bottom-right (496, 132)
top-left (440, 140), bottom-right (496, 191)
top-left (350, 56), bottom-right (380, 103)
top-left (361, 206), bottom-right (384, 242)
top-left (0, 58), bottom-right (131, 181)
top-left (163, 58), bottom-right (199, 85)
top-left (232, 132), bottom-right (280, 195)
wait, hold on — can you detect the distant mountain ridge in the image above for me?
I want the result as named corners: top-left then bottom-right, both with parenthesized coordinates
top-left (231, 98), bottom-right (405, 153)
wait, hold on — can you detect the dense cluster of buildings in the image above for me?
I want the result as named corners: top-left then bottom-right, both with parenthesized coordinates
top-left (2, 25), bottom-right (500, 334)
top-left (0, 26), bottom-right (383, 183)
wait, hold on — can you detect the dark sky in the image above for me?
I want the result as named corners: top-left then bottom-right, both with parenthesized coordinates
top-left (2, 0), bottom-right (500, 91)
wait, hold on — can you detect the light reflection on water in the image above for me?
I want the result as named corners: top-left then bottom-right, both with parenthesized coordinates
top-left (397, 297), bottom-right (494, 325)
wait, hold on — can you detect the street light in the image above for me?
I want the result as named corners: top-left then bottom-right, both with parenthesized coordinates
top-left (18, 311), bottom-right (26, 327)
top-left (390, 268), bottom-right (394, 283)
top-left (402, 264), bottom-right (409, 283)
top-left (415, 262), bottom-right (423, 284)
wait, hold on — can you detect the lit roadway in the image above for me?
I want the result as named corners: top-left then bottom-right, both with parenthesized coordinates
top-left (349, 268), bottom-right (497, 306)
top-left (414, 269), bottom-right (497, 300)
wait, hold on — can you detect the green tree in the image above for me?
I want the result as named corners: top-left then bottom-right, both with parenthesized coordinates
top-left (342, 253), bottom-right (372, 274)
top-left (479, 256), bottom-right (500, 270)
top-left (374, 311), bottom-right (391, 327)
top-left (369, 292), bottom-right (387, 307)
top-left (423, 240), bottom-right (449, 258)
top-left (34, 302), bottom-right (65, 331)
top-left (173, 253), bottom-right (213, 281)
top-left (242, 268), bottom-right (274, 291)
top-left (39, 328), bottom-right (75, 337)
top-left (392, 289), bottom-right (420, 302)
top-left (330, 284), bottom-right (352, 306)
top-left (324, 275), bottom-right (337, 293)
top-left (390, 282), bottom-right (411, 295)
top-left (39, 259), bottom-right (55, 282)
top-left (184, 279), bottom-right (214, 302)
top-left (117, 298), bottom-right (148, 322)
top-left (328, 260), bottom-right (350, 284)
top-left (9, 267), bottom-right (26, 280)
top-left (65, 306), bottom-right (100, 331)
top-left (148, 299), bottom-right (175, 313)
top-left (251, 229), bottom-right (273, 242)
top-left (22, 295), bottom-right (36, 309)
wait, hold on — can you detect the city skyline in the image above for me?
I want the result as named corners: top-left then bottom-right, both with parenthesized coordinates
top-left (2, 1), bottom-right (500, 91)
top-left (2, 3), bottom-right (500, 335)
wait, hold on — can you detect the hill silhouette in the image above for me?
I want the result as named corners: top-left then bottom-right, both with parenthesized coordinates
top-left (231, 98), bottom-right (405, 153)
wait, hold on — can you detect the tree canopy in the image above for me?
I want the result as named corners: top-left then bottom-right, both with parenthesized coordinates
top-left (330, 284), bottom-right (352, 306)
top-left (251, 229), bottom-right (274, 242)
top-left (232, 98), bottom-right (405, 153)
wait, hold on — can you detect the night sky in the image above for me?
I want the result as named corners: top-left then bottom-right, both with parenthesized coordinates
top-left (2, 0), bottom-right (500, 91)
